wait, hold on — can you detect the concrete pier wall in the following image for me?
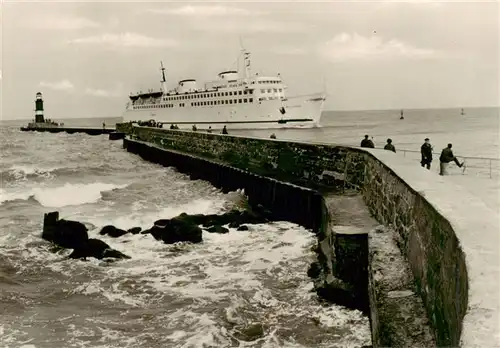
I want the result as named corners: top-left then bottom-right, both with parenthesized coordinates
top-left (117, 125), bottom-right (476, 347)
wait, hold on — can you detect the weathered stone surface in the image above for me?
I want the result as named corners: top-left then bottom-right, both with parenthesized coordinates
top-left (120, 126), bottom-right (366, 192)
top-left (368, 225), bottom-right (435, 347)
top-left (362, 156), bottom-right (468, 347)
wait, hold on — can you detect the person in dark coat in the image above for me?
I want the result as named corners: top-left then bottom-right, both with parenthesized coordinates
top-left (360, 135), bottom-right (374, 148)
top-left (439, 143), bottom-right (464, 175)
top-left (420, 138), bottom-right (433, 170)
top-left (384, 138), bottom-right (396, 152)
top-left (221, 125), bottom-right (228, 135)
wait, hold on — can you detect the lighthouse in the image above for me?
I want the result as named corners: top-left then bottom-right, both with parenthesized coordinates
top-left (35, 92), bottom-right (45, 123)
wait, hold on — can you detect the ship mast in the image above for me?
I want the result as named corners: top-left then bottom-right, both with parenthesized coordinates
top-left (239, 37), bottom-right (251, 81)
top-left (160, 61), bottom-right (167, 92)
top-left (243, 50), bottom-right (251, 80)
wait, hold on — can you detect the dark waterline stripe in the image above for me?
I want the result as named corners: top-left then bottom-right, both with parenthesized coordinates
top-left (138, 118), bottom-right (315, 125)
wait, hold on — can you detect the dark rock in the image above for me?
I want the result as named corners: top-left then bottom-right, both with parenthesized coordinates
top-left (205, 225), bottom-right (229, 234)
top-left (103, 248), bottom-right (131, 259)
top-left (55, 220), bottom-right (89, 248)
top-left (127, 227), bottom-right (142, 234)
top-left (99, 225), bottom-right (129, 238)
top-left (236, 225), bottom-right (249, 231)
top-left (145, 207), bottom-right (273, 244)
top-left (315, 276), bottom-right (362, 311)
top-left (233, 323), bottom-right (265, 342)
top-left (140, 228), bottom-right (152, 235)
top-left (228, 221), bottom-right (241, 228)
top-left (42, 212), bottom-right (89, 249)
top-left (99, 225), bottom-right (114, 235)
top-left (198, 209), bottom-right (268, 228)
top-left (150, 216), bottom-right (203, 244)
top-left (42, 211), bottom-right (59, 241)
top-left (307, 261), bottom-right (322, 279)
top-left (69, 238), bottom-right (130, 260)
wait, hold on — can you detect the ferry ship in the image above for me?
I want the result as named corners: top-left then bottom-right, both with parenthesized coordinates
top-left (122, 49), bottom-right (326, 130)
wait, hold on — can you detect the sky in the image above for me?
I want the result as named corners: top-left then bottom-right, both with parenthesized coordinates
top-left (1, 0), bottom-right (499, 120)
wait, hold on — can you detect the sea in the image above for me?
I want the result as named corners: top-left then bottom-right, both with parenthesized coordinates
top-left (0, 107), bottom-right (498, 348)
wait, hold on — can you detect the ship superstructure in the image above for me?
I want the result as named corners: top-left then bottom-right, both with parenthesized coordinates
top-left (122, 49), bottom-right (326, 130)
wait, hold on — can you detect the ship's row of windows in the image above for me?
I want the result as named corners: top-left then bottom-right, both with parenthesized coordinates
top-left (191, 98), bottom-right (253, 106)
top-left (261, 88), bottom-right (283, 94)
top-left (258, 80), bottom-right (281, 84)
top-left (134, 103), bottom-right (178, 109)
top-left (162, 89), bottom-right (254, 102)
top-left (133, 99), bottom-right (253, 109)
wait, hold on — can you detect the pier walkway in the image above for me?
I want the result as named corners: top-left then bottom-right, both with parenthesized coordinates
top-left (20, 126), bottom-right (116, 135)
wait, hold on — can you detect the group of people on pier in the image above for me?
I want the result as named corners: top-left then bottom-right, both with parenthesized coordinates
top-left (360, 135), bottom-right (464, 175)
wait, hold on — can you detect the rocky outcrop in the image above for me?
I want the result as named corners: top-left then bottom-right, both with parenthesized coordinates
top-left (140, 207), bottom-right (271, 244)
top-left (42, 206), bottom-right (270, 255)
top-left (69, 238), bottom-right (131, 260)
top-left (146, 216), bottom-right (203, 244)
top-left (42, 211), bottom-right (88, 249)
top-left (42, 212), bottom-right (130, 261)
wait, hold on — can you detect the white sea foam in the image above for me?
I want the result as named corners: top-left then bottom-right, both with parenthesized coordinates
top-left (8, 164), bottom-right (61, 179)
top-left (3, 195), bottom-right (370, 347)
top-left (0, 182), bottom-right (128, 207)
top-left (0, 189), bottom-right (33, 204)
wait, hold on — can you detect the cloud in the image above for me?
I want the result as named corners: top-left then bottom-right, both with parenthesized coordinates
top-left (26, 16), bottom-right (100, 30)
top-left (381, 0), bottom-right (444, 6)
top-left (39, 79), bottom-right (74, 91)
top-left (68, 33), bottom-right (177, 48)
top-left (84, 87), bottom-right (120, 98)
top-left (146, 5), bottom-right (264, 16)
top-left (320, 33), bottom-right (437, 61)
top-left (191, 20), bottom-right (310, 34)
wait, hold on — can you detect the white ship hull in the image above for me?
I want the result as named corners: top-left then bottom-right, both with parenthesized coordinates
top-left (123, 92), bottom-right (325, 130)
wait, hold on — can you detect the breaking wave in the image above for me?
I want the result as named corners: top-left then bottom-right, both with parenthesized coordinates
top-left (0, 182), bottom-right (129, 207)
top-left (0, 122), bottom-right (372, 347)
top-left (1, 164), bottom-right (115, 182)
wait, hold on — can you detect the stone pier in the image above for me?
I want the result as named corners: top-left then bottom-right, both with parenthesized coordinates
top-left (115, 124), bottom-right (499, 348)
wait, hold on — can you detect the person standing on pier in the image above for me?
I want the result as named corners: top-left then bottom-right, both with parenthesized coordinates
top-left (439, 143), bottom-right (464, 175)
top-left (360, 135), bottom-right (374, 148)
top-left (102, 122), bottom-right (106, 130)
top-left (221, 125), bottom-right (228, 135)
top-left (420, 138), bottom-right (433, 170)
top-left (384, 139), bottom-right (396, 152)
